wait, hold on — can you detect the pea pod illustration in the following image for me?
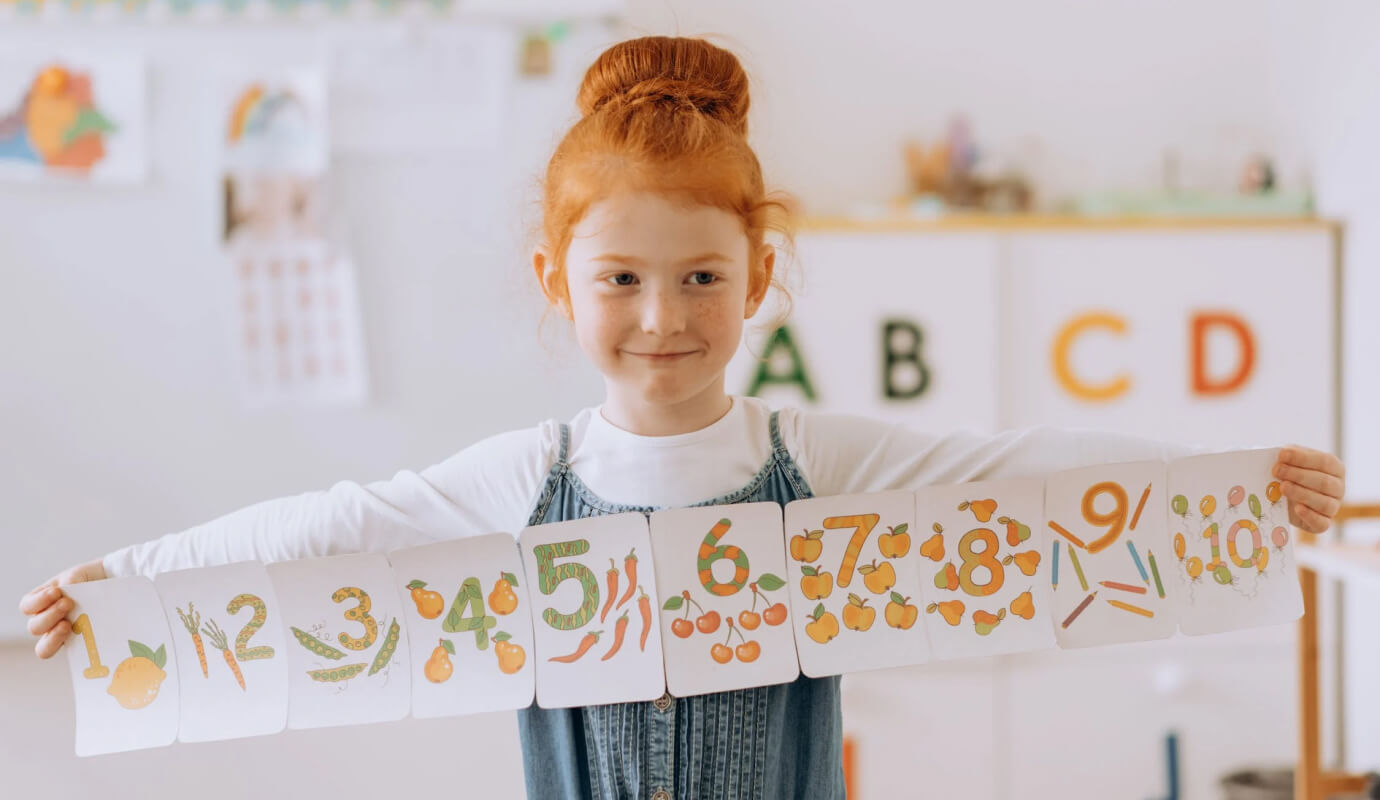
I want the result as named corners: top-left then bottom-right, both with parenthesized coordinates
top-left (369, 618), bottom-right (401, 676)
top-left (307, 663), bottom-right (367, 683)
top-left (290, 626), bottom-right (347, 661)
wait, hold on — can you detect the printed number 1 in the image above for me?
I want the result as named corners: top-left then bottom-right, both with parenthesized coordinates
top-left (70, 613), bottom-right (110, 679)
top-left (534, 539), bottom-right (599, 631)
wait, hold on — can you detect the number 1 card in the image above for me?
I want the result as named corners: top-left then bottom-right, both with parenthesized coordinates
top-left (520, 513), bottom-right (667, 709)
top-left (650, 502), bottom-right (799, 697)
top-left (783, 490), bottom-right (930, 677)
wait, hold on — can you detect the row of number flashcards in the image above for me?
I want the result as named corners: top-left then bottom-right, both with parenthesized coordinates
top-left (62, 448), bottom-right (1302, 756)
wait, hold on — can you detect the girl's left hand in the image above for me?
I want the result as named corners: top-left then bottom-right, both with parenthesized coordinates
top-left (1274, 446), bottom-right (1347, 533)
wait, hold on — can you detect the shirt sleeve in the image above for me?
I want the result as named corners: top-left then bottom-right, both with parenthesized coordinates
top-left (101, 424), bottom-right (557, 579)
top-left (781, 409), bottom-right (1214, 497)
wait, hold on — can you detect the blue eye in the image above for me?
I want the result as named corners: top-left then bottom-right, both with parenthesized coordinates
top-left (689, 272), bottom-right (717, 285)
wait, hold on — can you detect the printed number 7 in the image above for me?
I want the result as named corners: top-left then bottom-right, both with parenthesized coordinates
top-left (823, 514), bottom-right (880, 588)
top-left (534, 539), bottom-right (599, 631)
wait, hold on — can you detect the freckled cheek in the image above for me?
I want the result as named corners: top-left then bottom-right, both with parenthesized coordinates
top-left (693, 299), bottom-right (742, 349)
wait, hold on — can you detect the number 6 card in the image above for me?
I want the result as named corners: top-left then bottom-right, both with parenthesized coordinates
top-left (520, 513), bottom-right (666, 708)
top-left (650, 502), bottom-right (799, 697)
top-left (783, 490), bottom-right (930, 677)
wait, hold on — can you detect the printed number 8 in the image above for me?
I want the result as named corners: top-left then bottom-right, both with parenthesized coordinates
top-left (958, 529), bottom-right (1004, 597)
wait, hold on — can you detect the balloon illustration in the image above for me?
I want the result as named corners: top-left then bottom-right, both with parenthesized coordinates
top-left (1271, 526), bottom-right (1290, 549)
top-left (1266, 481), bottom-right (1282, 504)
top-left (1248, 494), bottom-right (1262, 520)
top-left (1213, 564), bottom-right (1233, 585)
top-left (1171, 495), bottom-right (1188, 517)
top-left (1173, 532), bottom-right (1186, 560)
top-left (1200, 495), bottom-right (1217, 517)
top-left (1256, 548), bottom-right (1270, 572)
top-left (1228, 485), bottom-right (1245, 507)
top-left (1186, 556), bottom-right (1203, 578)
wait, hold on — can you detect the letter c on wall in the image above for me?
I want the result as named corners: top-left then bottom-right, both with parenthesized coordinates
top-left (1051, 312), bottom-right (1131, 402)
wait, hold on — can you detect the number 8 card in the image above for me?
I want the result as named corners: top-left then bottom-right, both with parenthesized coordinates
top-left (520, 513), bottom-right (667, 709)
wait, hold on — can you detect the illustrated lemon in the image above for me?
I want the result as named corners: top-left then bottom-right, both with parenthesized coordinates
top-left (107, 640), bottom-right (168, 710)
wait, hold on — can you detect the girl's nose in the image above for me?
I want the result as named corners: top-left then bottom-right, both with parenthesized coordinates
top-left (641, 289), bottom-right (687, 336)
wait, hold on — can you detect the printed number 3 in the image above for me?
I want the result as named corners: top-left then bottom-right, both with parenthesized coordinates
top-left (534, 539), bottom-right (599, 631)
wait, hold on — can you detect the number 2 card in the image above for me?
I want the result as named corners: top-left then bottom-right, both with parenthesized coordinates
top-left (520, 513), bottom-right (666, 709)
top-left (783, 490), bottom-right (930, 677)
top-left (650, 502), bottom-right (799, 697)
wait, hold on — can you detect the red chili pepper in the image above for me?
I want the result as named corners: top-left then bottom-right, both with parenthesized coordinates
top-left (548, 630), bottom-right (602, 663)
top-left (616, 548), bottom-right (638, 610)
top-left (637, 586), bottom-right (652, 651)
top-left (602, 612), bottom-right (629, 661)
top-left (601, 559), bottom-right (619, 623)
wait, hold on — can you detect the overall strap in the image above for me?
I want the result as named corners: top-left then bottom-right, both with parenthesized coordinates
top-left (768, 410), bottom-right (790, 460)
top-left (556, 422), bottom-right (571, 466)
top-left (768, 409), bottom-right (815, 500)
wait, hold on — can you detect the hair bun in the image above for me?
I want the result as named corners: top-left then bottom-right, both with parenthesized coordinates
top-left (576, 36), bottom-right (750, 136)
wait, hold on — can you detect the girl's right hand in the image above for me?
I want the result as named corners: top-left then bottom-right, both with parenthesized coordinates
top-left (18, 558), bottom-right (108, 660)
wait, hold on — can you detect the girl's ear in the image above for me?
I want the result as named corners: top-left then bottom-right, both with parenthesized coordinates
top-left (745, 244), bottom-right (775, 318)
top-left (532, 245), bottom-right (573, 320)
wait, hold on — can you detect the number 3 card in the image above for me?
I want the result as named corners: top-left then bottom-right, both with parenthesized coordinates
top-left (914, 479), bottom-right (1055, 660)
top-left (265, 553), bottom-right (411, 729)
top-left (783, 490), bottom-right (930, 677)
top-left (1167, 448), bottom-right (1302, 635)
top-left (650, 502), bottom-right (799, 697)
top-left (153, 561), bottom-right (290, 743)
top-left (520, 513), bottom-right (666, 709)
top-left (388, 533), bottom-right (535, 718)
top-left (61, 577), bottom-right (180, 756)
top-left (1045, 461), bottom-right (1174, 648)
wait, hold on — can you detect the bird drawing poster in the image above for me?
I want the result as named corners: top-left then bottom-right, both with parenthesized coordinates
top-left (0, 53), bottom-right (147, 184)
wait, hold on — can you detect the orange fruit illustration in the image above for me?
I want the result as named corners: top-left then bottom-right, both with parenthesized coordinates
top-left (407, 581), bottom-right (445, 619)
top-left (926, 600), bottom-right (965, 627)
top-left (842, 594), bottom-right (876, 631)
top-left (425, 640), bottom-right (454, 683)
top-left (1010, 591), bottom-right (1036, 620)
top-left (107, 640), bottom-right (167, 710)
top-left (790, 529), bottom-right (823, 562)
top-left (920, 532), bottom-right (945, 562)
top-left (933, 562), bottom-right (959, 591)
top-left (494, 634), bottom-right (525, 675)
top-left (800, 566), bottom-right (834, 600)
top-left (488, 572), bottom-right (520, 616)
top-left (710, 643), bottom-right (733, 664)
top-left (860, 560), bottom-right (896, 595)
top-left (960, 499), bottom-right (998, 523)
top-left (973, 608), bottom-right (1006, 636)
top-left (878, 523), bottom-right (911, 558)
top-left (1002, 550), bottom-right (1041, 577)
top-left (735, 641), bottom-right (761, 662)
top-left (805, 605), bottom-right (840, 643)
top-left (884, 593), bottom-right (918, 629)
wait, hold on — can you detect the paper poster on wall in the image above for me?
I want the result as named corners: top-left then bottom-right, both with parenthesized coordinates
top-left (152, 562), bottom-right (290, 743)
top-left (221, 70), bottom-right (327, 176)
top-left (61, 577), bottom-right (180, 756)
top-left (225, 240), bottom-right (369, 407)
top-left (0, 53), bottom-right (147, 183)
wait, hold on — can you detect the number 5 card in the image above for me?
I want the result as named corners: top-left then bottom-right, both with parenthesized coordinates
top-left (61, 577), bottom-right (180, 756)
top-left (520, 513), bottom-right (666, 709)
top-left (783, 490), bottom-right (930, 677)
top-left (153, 561), bottom-right (290, 743)
top-left (650, 502), bottom-right (799, 697)
top-left (388, 533), bottom-right (536, 718)
top-left (265, 553), bottom-right (411, 730)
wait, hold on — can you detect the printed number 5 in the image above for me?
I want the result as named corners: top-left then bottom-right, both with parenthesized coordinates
top-left (534, 539), bottom-right (599, 631)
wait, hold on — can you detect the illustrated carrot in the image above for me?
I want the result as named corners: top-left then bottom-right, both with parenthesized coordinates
top-left (637, 585), bottom-right (652, 651)
top-left (176, 604), bottom-right (209, 679)
top-left (601, 559), bottom-right (619, 623)
top-left (548, 630), bottom-right (602, 663)
top-left (616, 548), bottom-right (638, 609)
top-left (602, 611), bottom-right (630, 661)
top-left (201, 618), bottom-right (245, 691)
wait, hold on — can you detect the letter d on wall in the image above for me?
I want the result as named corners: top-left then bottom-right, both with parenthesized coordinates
top-left (1191, 312), bottom-right (1255, 395)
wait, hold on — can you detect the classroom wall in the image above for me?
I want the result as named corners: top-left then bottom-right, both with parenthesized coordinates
top-left (4, 1), bottom-right (1376, 797)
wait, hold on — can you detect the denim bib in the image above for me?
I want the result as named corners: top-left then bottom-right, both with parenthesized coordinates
top-left (516, 411), bottom-right (845, 800)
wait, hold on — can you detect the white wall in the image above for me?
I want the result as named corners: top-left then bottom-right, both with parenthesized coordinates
top-left (3, 1), bottom-right (1376, 797)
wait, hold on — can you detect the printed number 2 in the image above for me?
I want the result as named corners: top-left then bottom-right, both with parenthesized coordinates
top-left (534, 539), bottom-right (599, 631)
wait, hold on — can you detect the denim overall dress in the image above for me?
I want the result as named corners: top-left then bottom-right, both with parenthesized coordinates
top-left (516, 411), bottom-right (845, 800)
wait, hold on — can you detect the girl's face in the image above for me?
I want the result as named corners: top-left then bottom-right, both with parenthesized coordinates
top-left (538, 190), bottom-right (772, 414)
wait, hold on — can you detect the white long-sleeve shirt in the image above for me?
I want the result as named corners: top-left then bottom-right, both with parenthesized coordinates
top-left (102, 396), bottom-right (1204, 579)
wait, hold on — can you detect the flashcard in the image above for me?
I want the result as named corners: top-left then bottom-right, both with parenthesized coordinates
top-left (61, 577), bottom-right (179, 756)
top-left (783, 490), bottom-right (930, 677)
top-left (153, 562), bottom-right (290, 742)
top-left (1167, 449), bottom-right (1302, 635)
top-left (914, 479), bottom-right (1055, 660)
top-left (1044, 461), bottom-right (1175, 648)
top-left (520, 513), bottom-right (666, 709)
top-left (388, 534), bottom-right (536, 717)
top-left (650, 502), bottom-right (799, 697)
top-left (265, 553), bottom-right (411, 729)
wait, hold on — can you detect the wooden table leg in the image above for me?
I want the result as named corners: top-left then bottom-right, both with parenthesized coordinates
top-left (1298, 559), bottom-right (1322, 800)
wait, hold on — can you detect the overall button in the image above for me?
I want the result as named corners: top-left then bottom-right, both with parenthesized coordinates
top-left (652, 691), bottom-right (673, 711)
top-left (651, 791), bottom-right (671, 800)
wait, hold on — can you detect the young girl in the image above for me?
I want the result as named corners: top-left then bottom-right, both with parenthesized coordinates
top-left (20, 36), bottom-right (1346, 800)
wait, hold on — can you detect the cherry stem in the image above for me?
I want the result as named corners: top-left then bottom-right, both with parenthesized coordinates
top-left (748, 586), bottom-right (760, 612)
top-left (685, 594), bottom-right (706, 615)
top-left (724, 618), bottom-right (737, 644)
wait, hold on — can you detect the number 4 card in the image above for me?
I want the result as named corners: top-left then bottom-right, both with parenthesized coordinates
top-left (914, 479), bottom-right (1055, 660)
top-left (520, 513), bottom-right (666, 709)
top-left (153, 561), bottom-right (290, 743)
top-left (388, 533), bottom-right (535, 718)
top-left (650, 502), bottom-right (798, 697)
top-left (61, 577), bottom-right (180, 756)
top-left (783, 490), bottom-right (930, 677)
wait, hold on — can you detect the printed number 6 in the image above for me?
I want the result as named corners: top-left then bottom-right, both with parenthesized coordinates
top-left (534, 539), bottom-right (599, 631)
